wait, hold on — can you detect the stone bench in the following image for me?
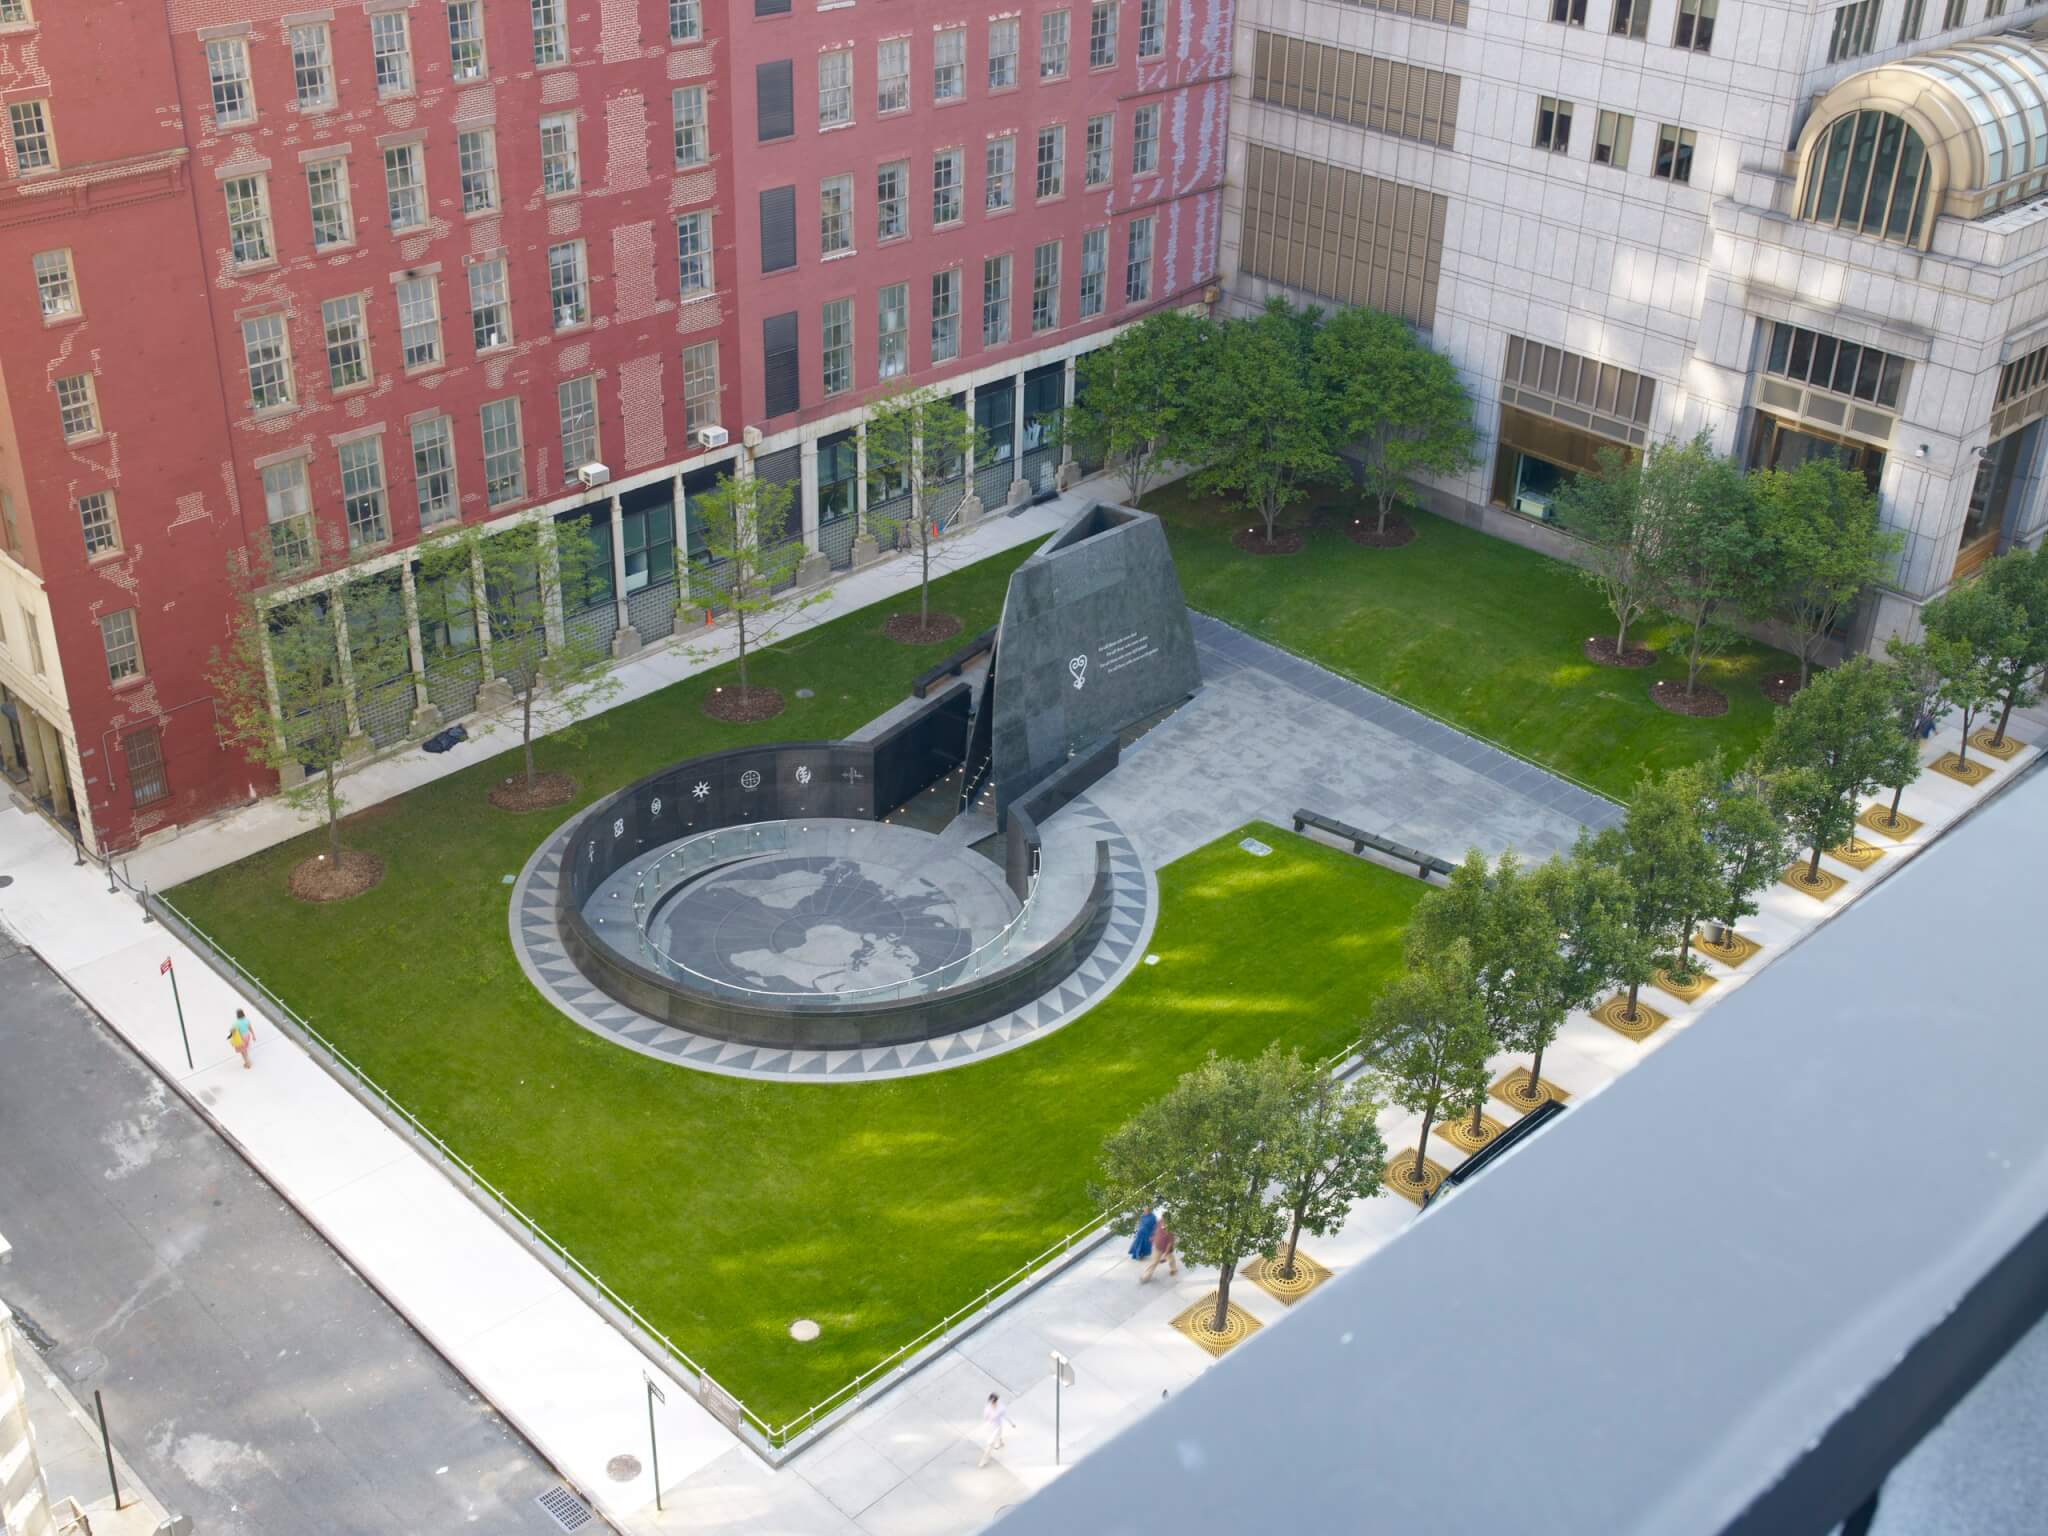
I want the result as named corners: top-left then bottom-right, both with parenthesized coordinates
top-left (1291, 808), bottom-right (1454, 879)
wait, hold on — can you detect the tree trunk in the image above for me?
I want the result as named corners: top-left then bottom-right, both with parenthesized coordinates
top-left (736, 610), bottom-right (750, 703)
top-left (1412, 1107), bottom-right (1435, 1184)
top-left (1992, 690), bottom-right (2016, 749)
top-left (919, 523), bottom-right (931, 626)
top-left (1626, 976), bottom-right (1642, 1021)
top-left (1956, 714), bottom-right (1973, 768)
top-left (1375, 487), bottom-right (1391, 537)
top-left (1798, 640), bottom-right (1813, 690)
top-left (1211, 1262), bottom-right (1235, 1333)
top-left (1676, 921), bottom-right (1695, 977)
top-left (1888, 781), bottom-right (1905, 825)
top-left (325, 760), bottom-right (341, 863)
top-left (1468, 1094), bottom-right (1484, 1136)
top-left (1261, 493), bottom-right (1279, 543)
top-left (1686, 617), bottom-right (1706, 696)
top-left (1615, 605), bottom-right (1632, 656)
top-left (1807, 843), bottom-right (1823, 882)
top-left (1282, 1211), bottom-right (1302, 1281)
top-left (522, 684), bottom-right (536, 790)
top-left (1527, 1041), bottom-right (1547, 1103)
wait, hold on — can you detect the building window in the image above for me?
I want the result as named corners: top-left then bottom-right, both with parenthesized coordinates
top-left (1653, 124), bottom-right (1695, 183)
top-left (819, 49), bottom-right (853, 128)
top-left (816, 174), bottom-right (853, 256)
top-left (1594, 110), bottom-right (1633, 169)
top-left (1089, 0), bottom-right (1118, 67)
top-left (306, 159), bottom-right (354, 248)
top-left (682, 341), bottom-right (720, 430)
top-left (383, 143), bottom-right (426, 230)
top-left (676, 211), bottom-right (712, 295)
top-left (757, 59), bottom-right (795, 141)
top-left (54, 373), bottom-right (99, 440)
top-left (1827, 0), bottom-right (1880, 62)
top-left (1139, 0), bottom-right (1165, 55)
top-left (1079, 227), bottom-right (1106, 317)
top-left (1036, 124), bottom-right (1065, 199)
top-left (290, 23), bottom-right (336, 109)
top-left (1802, 110), bottom-right (1930, 243)
top-left (1124, 214), bottom-right (1153, 303)
top-left (1551, 0), bottom-right (1586, 22)
top-left (933, 148), bottom-right (963, 225)
top-left (548, 240), bottom-right (588, 329)
top-left (1031, 240), bottom-right (1060, 333)
top-left (1085, 114), bottom-right (1113, 186)
top-left (447, 1), bottom-right (488, 79)
top-left (412, 415), bottom-right (457, 526)
top-left (934, 28), bottom-right (965, 101)
top-left (1942, 0), bottom-right (1965, 24)
top-left (22, 609), bottom-right (44, 676)
top-left (1132, 103), bottom-right (1159, 173)
top-left (481, 399), bottom-right (525, 505)
top-left (223, 174), bottom-right (274, 264)
top-left (262, 459), bottom-right (314, 571)
top-left (1673, 0), bottom-right (1716, 49)
top-left (1986, 0), bottom-right (2004, 14)
top-left (123, 728), bottom-right (168, 807)
top-left (1041, 11), bottom-right (1070, 78)
top-left (1536, 97), bottom-right (1573, 154)
top-left (0, 0), bottom-right (30, 21)
top-left (371, 10), bottom-right (414, 96)
top-left (982, 252), bottom-right (1011, 347)
top-left (457, 128), bottom-right (498, 212)
top-left (78, 491), bottom-right (119, 557)
top-left (206, 37), bottom-right (255, 128)
top-left (672, 87), bottom-right (707, 169)
top-left (671, 0), bottom-right (702, 43)
top-left (539, 113), bottom-right (580, 194)
top-left (32, 249), bottom-right (76, 319)
top-left (878, 38), bottom-right (910, 113)
top-left (990, 19), bottom-right (1020, 88)
top-left (931, 268), bottom-right (961, 362)
top-left (99, 609), bottom-right (142, 684)
top-left (7, 100), bottom-right (51, 174)
top-left (877, 160), bottom-right (907, 238)
top-left (339, 437), bottom-right (390, 548)
top-left (1764, 322), bottom-right (1905, 408)
top-left (242, 313), bottom-right (295, 411)
top-left (987, 135), bottom-right (1016, 211)
top-left (531, 0), bottom-right (567, 65)
top-left (559, 375), bottom-right (599, 476)
top-left (1899, 0), bottom-right (1926, 34)
top-left (469, 256), bottom-right (511, 349)
top-left (396, 276), bottom-right (442, 369)
top-left (1609, 0), bottom-right (1647, 39)
top-left (760, 184), bottom-right (797, 271)
top-left (0, 489), bottom-right (14, 554)
top-left (762, 312), bottom-right (800, 416)
top-left (877, 282), bottom-right (908, 378)
top-left (322, 294), bottom-right (370, 388)
top-left (821, 298), bottom-right (853, 396)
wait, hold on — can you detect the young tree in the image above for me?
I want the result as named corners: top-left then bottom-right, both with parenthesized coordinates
top-left (1189, 298), bottom-right (1340, 544)
top-left (1675, 759), bottom-right (1797, 972)
top-left (1640, 437), bottom-right (1763, 698)
top-left (1366, 941), bottom-right (1492, 1188)
top-left (1513, 850), bottom-right (1627, 1097)
top-left (1067, 308), bottom-right (1217, 508)
top-left (1313, 308), bottom-right (1476, 537)
top-left (1582, 770), bottom-right (1719, 1019)
top-left (1760, 656), bottom-right (1919, 880)
top-left (1754, 458), bottom-right (1901, 687)
top-left (1919, 578), bottom-right (2016, 769)
top-left (685, 472), bottom-right (829, 708)
top-left (1552, 445), bottom-right (1657, 659)
top-left (1095, 1051), bottom-right (1291, 1334)
top-left (1876, 633), bottom-right (1950, 826)
top-left (1977, 546), bottom-right (2048, 748)
top-left (1268, 1050), bottom-right (1386, 1281)
top-left (864, 384), bottom-right (982, 627)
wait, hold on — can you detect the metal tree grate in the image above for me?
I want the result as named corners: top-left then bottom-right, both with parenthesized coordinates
top-left (535, 1485), bottom-right (594, 1531)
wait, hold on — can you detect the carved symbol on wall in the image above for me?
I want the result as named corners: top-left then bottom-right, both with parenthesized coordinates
top-left (842, 767), bottom-right (864, 783)
top-left (1069, 655), bottom-right (1088, 690)
top-left (740, 768), bottom-right (763, 791)
top-left (650, 797), bottom-right (662, 817)
top-left (795, 765), bottom-right (813, 785)
top-left (612, 817), bottom-right (625, 837)
top-left (692, 781), bottom-right (710, 800)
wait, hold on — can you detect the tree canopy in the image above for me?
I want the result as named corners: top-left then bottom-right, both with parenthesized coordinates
top-left (1312, 307), bottom-right (1475, 535)
top-left (1760, 656), bottom-right (1918, 880)
top-left (1188, 297), bottom-right (1341, 543)
top-left (1754, 458), bottom-right (1899, 686)
top-left (1069, 308), bottom-right (1218, 509)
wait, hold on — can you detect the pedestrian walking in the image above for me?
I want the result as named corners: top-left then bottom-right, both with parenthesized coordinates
top-left (1127, 1202), bottom-right (1156, 1263)
top-left (1140, 1219), bottom-right (1179, 1283)
top-left (976, 1392), bottom-right (1014, 1467)
top-left (227, 1008), bottom-right (254, 1070)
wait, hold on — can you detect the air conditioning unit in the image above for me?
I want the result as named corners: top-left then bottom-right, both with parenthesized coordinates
top-left (577, 462), bottom-right (611, 489)
top-left (695, 425), bottom-right (729, 450)
top-left (741, 425), bottom-right (763, 450)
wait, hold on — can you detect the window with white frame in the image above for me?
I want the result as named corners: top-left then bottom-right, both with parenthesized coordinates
top-left (206, 37), bottom-right (254, 128)
top-left (821, 298), bottom-right (852, 396)
top-left (32, 248), bottom-right (76, 319)
top-left (1673, 0), bottom-right (1715, 51)
top-left (262, 458), bottom-right (314, 570)
top-left (223, 174), bottom-right (273, 263)
top-left (339, 437), bottom-right (390, 548)
top-left (1031, 239), bottom-right (1060, 333)
top-left (673, 86), bottom-right (707, 167)
top-left (1036, 123), bottom-right (1064, 198)
top-left (457, 128), bottom-right (498, 212)
top-left (539, 113), bottom-right (580, 194)
top-left (820, 174), bottom-right (854, 254)
top-left (1088, 0), bottom-right (1117, 66)
top-left (99, 609), bottom-right (142, 684)
top-left (447, 1), bottom-right (487, 79)
top-left (481, 398), bottom-right (524, 505)
top-left (54, 373), bottom-right (98, 440)
top-left (819, 49), bottom-right (853, 128)
top-left (682, 341), bottom-right (720, 431)
top-left (290, 23), bottom-right (335, 109)
top-left (322, 293), bottom-right (370, 388)
top-left (1079, 226), bottom-right (1105, 316)
top-left (1138, 0), bottom-right (1165, 56)
top-left (878, 38), bottom-right (910, 112)
top-left (396, 276), bottom-right (442, 369)
top-left (558, 375), bottom-right (599, 477)
top-left (877, 282), bottom-right (907, 378)
top-left (676, 211), bottom-right (712, 295)
top-left (931, 268), bottom-right (961, 362)
top-left (0, 2), bottom-right (27, 27)
top-left (1041, 11), bottom-right (1070, 77)
top-left (933, 148), bottom-right (963, 224)
top-left (21, 608), bottom-right (44, 675)
top-left (383, 143), bottom-right (426, 229)
top-left (469, 255), bottom-right (510, 349)
top-left (7, 100), bottom-right (52, 174)
top-left (982, 252), bottom-right (1011, 346)
top-left (934, 28), bottom-right (965, 100)
top-left (548, 240), bottom-right (588, 328)
top-left (670, 0), bottom-right (702, 42)
top-left (371, 11), bottom-right (414, 96)
top-left (986, 135), bottom-right (1015, 210)
top-left (1084, 114), bottom-right (1112, 186)
top-left (990, 19), bottom-right (1019, 88)
top-left (1132, 103), bottom-right (1159, 173)
top-left (1124, 214), bottom-right (1152, 303)
top-left (411, 416), bottom-right (457, 525)
top-left (306, 158), bottom-right (354, 247)
top-left (877, 160), bottom-right (907, 238)
top-left (531, 0), bottom-right (567, 65)
top-left (241, 313), bottom-right (295, 411)
top-left (78, 490), bottom-right (118, 557)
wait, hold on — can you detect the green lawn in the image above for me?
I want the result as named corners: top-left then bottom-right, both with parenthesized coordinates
top-left (1151, 483), bottom-right (1792, 799)
top-left (170, 532), bottom-right (1421, 1431)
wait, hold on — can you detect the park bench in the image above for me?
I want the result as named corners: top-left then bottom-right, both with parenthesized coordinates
top-left (1291, 808), bottom-right (1455, 879)
top-left (910, 626), bottom-right (998, 698)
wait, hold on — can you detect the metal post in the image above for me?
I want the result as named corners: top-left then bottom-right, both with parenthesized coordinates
top-left (162, 958), bottom-right (194, 1071)
top-left (93, 1389), bottom-right (122, 1510)
top-left (645, 1376), bottom-right (666, 1512)
top-left (1050, 1350), bottom-right (1074, 1466)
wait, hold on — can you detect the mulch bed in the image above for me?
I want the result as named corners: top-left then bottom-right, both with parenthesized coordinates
top-left (288, 848), bottom-right (385, 903)
top-left (1232, 528), bottom-right (1304, 556)
top-left (1761, 672), bottom-right (1805, 705)
top-left (1343, 512), bottom-right (1417, 549)
top-left (701, 685), bottom-right (787, 723)
top-left (881, 611), bottom-right (963, 645)
top-left (1649, 680), bottom-right (1730, 717)
top-left (1583, 636), bottom-right (1658, 669)
top-left (488, 772), bottom-right (578, 812)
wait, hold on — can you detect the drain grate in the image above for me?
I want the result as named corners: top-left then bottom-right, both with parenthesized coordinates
top-left (535, 1486), bottom-right (594, 1531)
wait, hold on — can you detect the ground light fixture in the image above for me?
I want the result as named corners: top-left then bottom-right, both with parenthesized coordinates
top-left (1050, 1350), bottom-right (1076, 1465)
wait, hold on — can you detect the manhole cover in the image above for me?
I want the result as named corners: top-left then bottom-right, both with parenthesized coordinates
top-left (0, 874), bottom-right (13, 887)
top-left (606, 1454), bottom-right (642, 1482)
top-left (789, 1318), bottom-right (821, 1342)
top-left (1238, 837), bottom-right (1272, 857)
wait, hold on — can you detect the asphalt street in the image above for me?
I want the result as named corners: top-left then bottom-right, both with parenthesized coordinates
top-left (0, 928), bottom-right (608, 1535)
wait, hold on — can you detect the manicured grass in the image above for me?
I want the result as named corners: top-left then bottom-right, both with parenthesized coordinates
top-left (1152, 483), bottom-right (1793, 799)
top-left (170, 528), bottom-right (1421, 1429)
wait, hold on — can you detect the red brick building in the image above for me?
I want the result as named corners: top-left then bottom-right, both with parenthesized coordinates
top-left (0, 0), bottom-right (1228, 853)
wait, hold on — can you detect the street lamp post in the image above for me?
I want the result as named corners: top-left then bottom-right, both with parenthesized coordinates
top-left (644, 1375), bottom-right (665, 1513)
top-left (1049, 1350), bottom-right (1075, 1466)
top-left (158, 957), bottom-right (193, 1071)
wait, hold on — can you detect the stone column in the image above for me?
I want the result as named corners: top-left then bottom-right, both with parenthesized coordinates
top-left (34, 714), bottom-right (71, 820)
top-left (19, 705), bottom-right (50, 799)
top-left (853, 423), bottom-right (881, 567)
top-left (0, 690), bottom-right (23, 778)
top-left (957, 383), bottom-right (983, 523)
top-left (539, 516), bottom-right (566, 653)
top-left (608, 490), bottom-right (640, 658)
top-left (1058, 354), bottom-right (1082, 490)
top-left (797, 437), bottom-right (831, 586)
top-left (401, 562), bottom-right (441, 737)
top-left (1008, 369), bottom-right (1031, 509)
top-left (475, 543), bottom-right (516, 714)
top-left (330, 587), bottom-right (371, 760)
